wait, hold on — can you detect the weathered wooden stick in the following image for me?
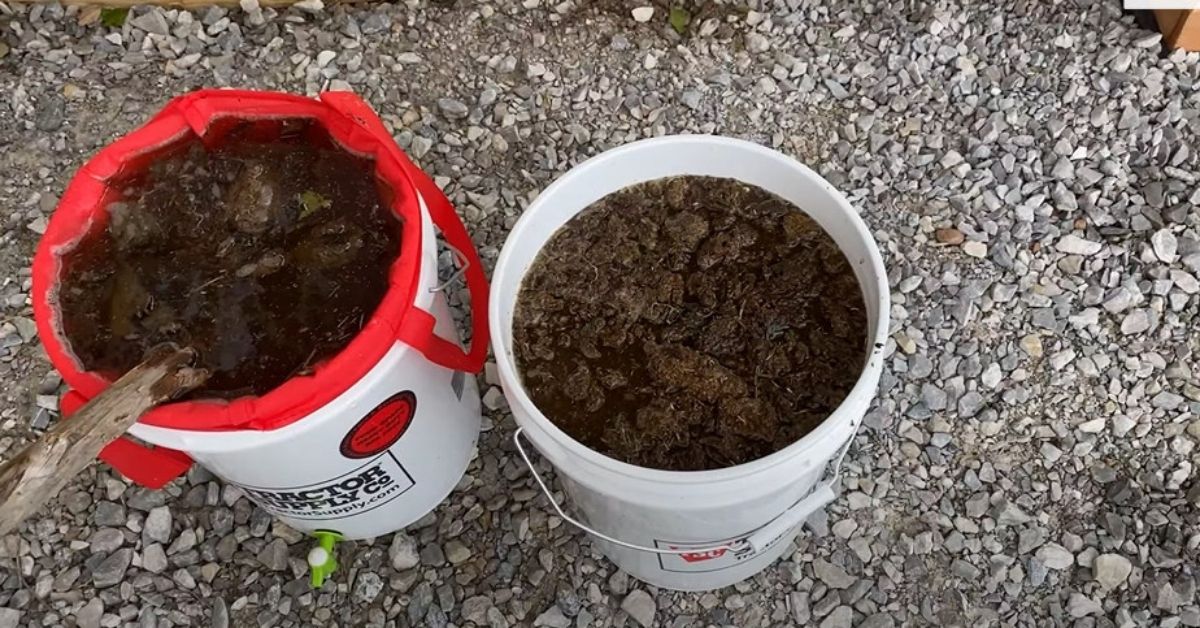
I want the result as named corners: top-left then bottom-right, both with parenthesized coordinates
top-left (0, 347), bottom-right (209, 536)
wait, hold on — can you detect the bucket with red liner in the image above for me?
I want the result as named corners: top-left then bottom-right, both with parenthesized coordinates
top-left (32, 90), bottom-right (488, 541)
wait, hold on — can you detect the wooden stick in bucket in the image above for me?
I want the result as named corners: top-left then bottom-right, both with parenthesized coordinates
top-left (0, 346), bottom-right (209, 536)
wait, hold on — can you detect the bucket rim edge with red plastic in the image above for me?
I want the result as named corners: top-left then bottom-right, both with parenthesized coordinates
top-left (30, 89), bottom-right (489, 486)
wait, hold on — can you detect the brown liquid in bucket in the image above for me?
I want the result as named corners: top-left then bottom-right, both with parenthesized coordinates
top-left (57, 120), bottom-right (402, 399)
top-left (513, 176), bottom-right (868, 471)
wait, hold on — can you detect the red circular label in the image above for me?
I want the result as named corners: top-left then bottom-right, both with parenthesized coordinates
top-left (339, 391), bottom-right (417, 459)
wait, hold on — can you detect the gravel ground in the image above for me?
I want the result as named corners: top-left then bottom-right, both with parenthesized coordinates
top-left (1, 0), bottom-right (1199, 626)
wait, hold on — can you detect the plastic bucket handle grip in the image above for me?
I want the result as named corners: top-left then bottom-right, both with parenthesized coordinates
top-left (320, 92), bottom-right (490, 374)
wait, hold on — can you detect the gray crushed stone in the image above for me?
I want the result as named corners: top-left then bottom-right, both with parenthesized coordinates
top-left (0, 1), bottom-right (1198, 626)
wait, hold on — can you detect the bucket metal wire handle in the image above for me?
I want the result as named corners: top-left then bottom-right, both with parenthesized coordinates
top-left (513, 427), bottom-right (853, 555)
top-left (430, 242), bottom-right (469, 294)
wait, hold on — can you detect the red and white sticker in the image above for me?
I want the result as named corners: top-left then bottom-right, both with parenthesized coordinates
top-left (654, 531), bottom-right (786, 574)
top-left (340, 391), bottom-right (417, 459)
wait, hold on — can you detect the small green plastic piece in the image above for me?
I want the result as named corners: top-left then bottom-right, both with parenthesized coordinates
top-left (308, 530), bottom-right (343, 588)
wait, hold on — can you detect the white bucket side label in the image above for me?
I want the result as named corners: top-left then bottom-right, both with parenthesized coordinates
top-left (653, 530), bottom-right (787, 574)
top-left (237, 452), bottom-right (416, 521)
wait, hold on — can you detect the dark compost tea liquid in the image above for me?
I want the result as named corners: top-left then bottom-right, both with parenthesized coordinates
top-left (58, 119), bottom-right (401, 399)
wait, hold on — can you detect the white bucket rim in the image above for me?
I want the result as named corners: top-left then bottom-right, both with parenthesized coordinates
top-left (491, 134), bottom-right (890, 485)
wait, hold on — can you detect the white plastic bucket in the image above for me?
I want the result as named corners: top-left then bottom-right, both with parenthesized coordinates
top-left (35, 91), bottom-right (493, 542)
top-left (126, 196), bottom-right (481, 540)
top-left (490, 135), bottom-right (889, 590)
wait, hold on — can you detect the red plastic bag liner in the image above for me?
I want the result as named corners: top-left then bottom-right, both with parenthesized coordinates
top-left (33, 90), bottom-right (489, 487)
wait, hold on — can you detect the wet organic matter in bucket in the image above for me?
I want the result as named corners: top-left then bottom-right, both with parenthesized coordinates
top-left (513, 176), bottom-right (868, 471)
top-left (57, 120), bottom-right (401, 399)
